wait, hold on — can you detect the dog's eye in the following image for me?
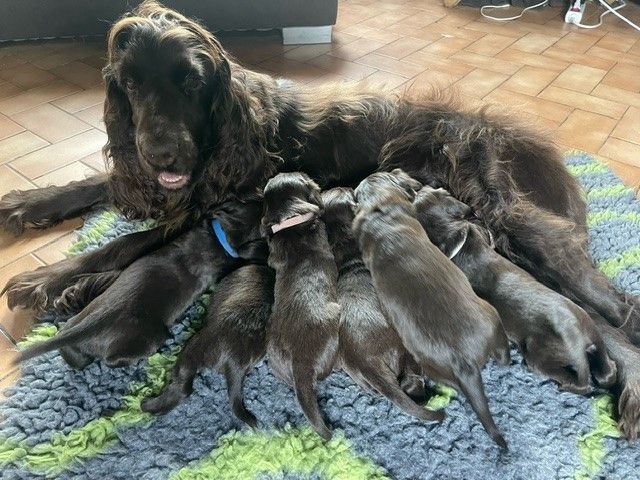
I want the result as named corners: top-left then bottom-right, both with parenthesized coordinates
top-left (124, 78), bottom-right (137, 93)
top-left (184, 76), bottom-right (203, 93)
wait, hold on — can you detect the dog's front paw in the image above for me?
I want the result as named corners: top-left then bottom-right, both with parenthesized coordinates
top-left (618, 379), bottom-right (640, 441)
top-left (2, 265), bottom-right (73, 312)
top-left (0, 189), bottom-right (60, 235)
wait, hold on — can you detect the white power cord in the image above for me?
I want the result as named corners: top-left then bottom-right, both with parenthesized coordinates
top-left (480, 0), bottom-right (548, 21)
top-left (481, 0), bottom-right (640, 32)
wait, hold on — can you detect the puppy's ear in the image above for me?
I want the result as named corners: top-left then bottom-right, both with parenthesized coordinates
top-left (444, 197), bottom-right (473, 220)
top-left (438, 222), bottom-right (470, 259)
top-left (391, 169), bottom-right (422, 195)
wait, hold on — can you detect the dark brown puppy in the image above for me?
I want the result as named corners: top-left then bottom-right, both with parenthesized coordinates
top-left (16, 198), bottom-right (267, 368)
top-left (413, 186), bottom-right (617, 394)
top-left (15, 223), bottom-right (221, 368)
top-left (353, 171), bottom-right (510, 448)
top-left (322, 187), bottom-right (443, 423)
top-left (262, 172), bottom-right (340, 441)
top-left (142, 264), bottom-right (274, 427)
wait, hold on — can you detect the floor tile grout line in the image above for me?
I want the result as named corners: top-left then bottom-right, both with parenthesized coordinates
top-left (4, 163), bottom-right (37, 188)
top-left (31, 159), bottom-right (99, 186)
top-left (6, 102), bottom-right (95, 141)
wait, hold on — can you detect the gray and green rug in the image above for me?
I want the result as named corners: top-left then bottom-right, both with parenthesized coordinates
top-left (1, 152), bottom-right (639, 479)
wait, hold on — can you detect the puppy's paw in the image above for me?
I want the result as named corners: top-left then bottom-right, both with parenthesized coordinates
top-left (618, 379), bottom-right (640, 441)
top-left (141, 387), bottom-right (185, 416)
top-left (53, 271), bottom-right (120, 315)
top-left (0, 189), bottom-right (61, 235)
top-left (587, 343), bottom-right (618, 389)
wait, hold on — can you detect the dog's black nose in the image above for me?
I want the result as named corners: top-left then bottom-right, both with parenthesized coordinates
top-left (140, 141), bottom-right (178, 169)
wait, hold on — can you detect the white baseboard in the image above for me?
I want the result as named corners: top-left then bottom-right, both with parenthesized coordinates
top-left (282, 25), bottom-right (332, 45)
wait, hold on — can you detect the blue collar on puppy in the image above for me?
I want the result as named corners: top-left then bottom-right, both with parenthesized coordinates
top-left (211, 218), bottom-right (239, 258)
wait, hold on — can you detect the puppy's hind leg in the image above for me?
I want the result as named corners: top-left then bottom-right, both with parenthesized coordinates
top-left (346, 361), bottom-right (444, 423)
top-left (292, 363), bottom-right (332, 441)
top-left (455, 365), bottom-right (507, 449)
top-left (224, 363), bottom-right (257, 428)
top-left (141, 362), bottom-right (196, 415)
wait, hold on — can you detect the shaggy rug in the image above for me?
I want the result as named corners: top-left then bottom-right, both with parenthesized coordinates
top-left (1, 152), bottom-right (639, 480)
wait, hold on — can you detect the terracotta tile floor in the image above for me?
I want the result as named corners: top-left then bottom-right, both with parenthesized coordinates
top-left (1, 0), bottom-right (640, 385)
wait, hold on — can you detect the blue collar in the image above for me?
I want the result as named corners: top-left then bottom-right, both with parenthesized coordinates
top-left (211, 218), bottom-right (239, 258)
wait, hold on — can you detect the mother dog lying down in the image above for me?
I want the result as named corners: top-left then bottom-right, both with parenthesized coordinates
top-left (1, 0), bottom-right (639, 438)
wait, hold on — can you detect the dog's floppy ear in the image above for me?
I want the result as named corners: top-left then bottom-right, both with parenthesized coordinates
top-left (391, 168), bottom-right (422, 196)
top-left (102, 66), bottom-right (134, 152)
top-left (444, 196), bottom-right (473, 220)
top-left (438, 221), bottom-right (470, 259)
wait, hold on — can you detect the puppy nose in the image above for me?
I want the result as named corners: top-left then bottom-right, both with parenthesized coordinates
top-left (141, 142), bottom-right (177, 168)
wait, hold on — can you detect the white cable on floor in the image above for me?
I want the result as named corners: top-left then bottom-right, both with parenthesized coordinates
top-left (572, 0), bottom-right (627, 29)
top-left (595, 0), bottom-right (640, 31)
top-left (480, 0), bottom-right (549, 21)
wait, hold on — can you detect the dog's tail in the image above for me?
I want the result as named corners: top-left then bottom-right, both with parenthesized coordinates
top-left (224, 363), bottom-right (258, 428)
top-left (292, 363), bottom-right (331, 441)
top-left (15, 310), bottom-right (102, 364)
top-left (53, 271), bottom-right (121, 315)
top-left (455, 365), bottom-right (507, 449)
top-left (344, 358), bottom-right (444, 423)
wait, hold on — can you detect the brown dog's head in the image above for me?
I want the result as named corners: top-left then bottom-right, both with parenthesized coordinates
top-left (354, 169), bottom-right (421, 212)
top-left (261, 172), bottom-right (323, 237)
top-left (321, 187), bottom-right (357, 227)
top-left (413, 186), bottom-right (475, 258)
top-left (102, 2), bottom-right (266, 225)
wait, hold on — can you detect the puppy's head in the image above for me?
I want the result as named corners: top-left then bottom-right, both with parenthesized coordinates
top-left (354, 170), bottom-right (420, 212)
top-left (522, 333), bottom-right (593, 395)
top-left (414, 186), bottom-right (474, 258)
top-left (321, 188), bottom-right (357, 227)
top-left (261, 172), bottom-right (323, 236)
top-left (212, 197), bottom-right (267, 260)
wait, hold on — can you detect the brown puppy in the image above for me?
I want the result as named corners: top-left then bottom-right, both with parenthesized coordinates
top-left (353, 171), bottom-right (510, 448)
top-left (322, 187), bottom-right (443, 423)
top-left (16, 198), bottom-right (267, 369)
top-left (413, 186), bottom-right (617, 394)
top-left (262, 172), bottom-right (340, 441)
top-left (142, 264), bottom-right (274, 427)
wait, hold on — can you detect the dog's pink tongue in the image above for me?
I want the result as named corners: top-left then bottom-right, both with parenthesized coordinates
top-left (159, 172), bottom-right (185, 183)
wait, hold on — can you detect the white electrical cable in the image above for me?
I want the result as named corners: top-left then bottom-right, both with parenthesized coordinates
top-left (480, 0), bottom-right (549, 21)
top-left (572, 0), bottom-right (627, 29)
top-left (481, 0), bottom-right (640, 32)
top-left (595, 0), bottom-right (640, 31)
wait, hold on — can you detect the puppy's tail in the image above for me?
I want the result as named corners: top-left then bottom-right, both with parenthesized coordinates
top-left (292, 364), bottom-right (331, 441)
top-left (345, 359), bottom-right (444, 423)
top-left (456, 365), bottom-right (507, 449)
top-left (15, 310), bottom-right (101, 365)
top-left (224, 363), bottom-right (258, 428)
top-left (53, 271), bottom-right (121, 315)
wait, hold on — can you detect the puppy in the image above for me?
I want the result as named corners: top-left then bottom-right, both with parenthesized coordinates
top-left (413, 186), bottom-right (617, 394)
top-left (17, 198), bottom-right (266, 368)
top-left (142, 264), bottom-right (274, 427)
top-left (322, 187), bottom-right (443, 423)
top-left (262, 172), bottom-right (340, 440)
top-left (353, 171), bottom-right (510, 448)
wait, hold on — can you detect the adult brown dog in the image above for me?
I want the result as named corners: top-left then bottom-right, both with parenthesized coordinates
top-left (262, 172), bottom-right (340, 440)
top-left (353, 171), bottom-right (510, 448)
top-left (322, 187), bottom-right (443, 423)
top-left (1, 0), bottom-right (639, 436)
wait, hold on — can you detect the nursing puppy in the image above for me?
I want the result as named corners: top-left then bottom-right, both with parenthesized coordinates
top-left (413, 186), bottom-right (617, 394)
top-left (353, 171), bottom-right (510, 448)
top-left (322, 187), bottom-right (443, 423)
top-left (262, 172), bottom-right (340, 440)
top-left (16, 198), bottom-right (266, 368)
top-left (142, 264), bottom-right (274, 427)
